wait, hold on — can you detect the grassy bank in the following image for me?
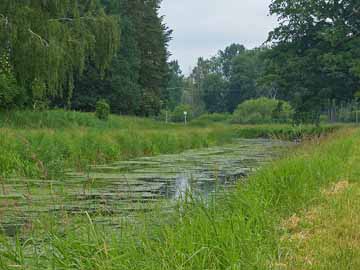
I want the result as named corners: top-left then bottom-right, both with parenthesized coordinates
top-left (0, 110), bottom-right (336, 179)
top-left (0, 125), bottom-right (358, 269)
top-left (277, 181), bottom-right (360, 269)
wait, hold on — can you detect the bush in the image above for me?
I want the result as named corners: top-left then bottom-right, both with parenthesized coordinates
top-left (95, 99), bottom-right (110, 121)
top-left (0, 73), bottom-right (23, 109)
top-left (232, 97), bottom-right (293, 124)
top-left (171, 104), bottom-right (192, 123)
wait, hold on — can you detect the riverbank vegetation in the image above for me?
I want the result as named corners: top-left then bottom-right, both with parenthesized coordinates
top-left (0, 127), bottom-right (358, 269)
top-left (0, 110), bottom-right (337, 180)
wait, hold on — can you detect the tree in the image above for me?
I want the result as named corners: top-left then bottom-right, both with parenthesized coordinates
top-left (219, 43), bottom-right (245, 79)
top-left (202, 73), bottom-right (228, 113)
top-left (167, 60), bottom-right (184, 110)
top-left (0, 0), bottom-right (119, 108)
top-left (138, 0), bottom-right (172, 116)
top-left (227, 48), bottom-right (268, 112)
top-left (266, 0), bottom-right (360, 119)
top-left (72, 0), bottom-right (172, 116)
top-left (187, 44), bottom-right (269, 114)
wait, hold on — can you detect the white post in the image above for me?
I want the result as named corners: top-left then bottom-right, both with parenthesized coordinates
top-left (184, 111), bottom-right (188, 125)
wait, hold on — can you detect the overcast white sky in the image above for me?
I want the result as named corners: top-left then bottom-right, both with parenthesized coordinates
top-left (160, 0), bottom-right (277, 74)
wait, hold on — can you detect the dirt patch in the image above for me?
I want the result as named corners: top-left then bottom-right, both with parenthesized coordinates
top-left (282, 214), bottom-right (301, 231)
top-left (323, 180), bottom-right (350, 196)
top-left (276, 182), bottom-right (360, 270)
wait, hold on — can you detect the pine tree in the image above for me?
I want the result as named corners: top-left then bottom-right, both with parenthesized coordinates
top-left (72, 0), bottom-right (172, 116)
top-left (138, 0), bottom-right (172, 116)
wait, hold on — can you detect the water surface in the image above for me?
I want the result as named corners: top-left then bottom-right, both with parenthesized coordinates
top-left (0, 138), bottom-right (290, 235)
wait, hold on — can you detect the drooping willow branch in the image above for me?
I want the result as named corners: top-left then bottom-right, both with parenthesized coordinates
top-left (28, 28), bottom-right (49, 47)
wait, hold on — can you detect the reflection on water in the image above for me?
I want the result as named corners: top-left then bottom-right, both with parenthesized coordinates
top-left (0, 139), bottom-right (290, 235)
top-left (174, 176), bottom-right (190, 200)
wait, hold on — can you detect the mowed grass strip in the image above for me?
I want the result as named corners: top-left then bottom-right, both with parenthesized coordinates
top-left (274, 133), bottom-right (360, 270)
top-left (276, 181), bottom-right (360, 270)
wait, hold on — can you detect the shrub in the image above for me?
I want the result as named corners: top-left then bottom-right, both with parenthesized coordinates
top-left (0, 73), bottom-right (23, 109)
top-left (171, 104), bottom-right (192, 123)
top-left (95, 99), bottom-right (110, 121)
top-left (232, 97), bottom-right (293, 124)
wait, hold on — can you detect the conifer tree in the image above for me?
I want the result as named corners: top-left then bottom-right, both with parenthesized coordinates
top-left (72, 0), bottom-right (172, 116)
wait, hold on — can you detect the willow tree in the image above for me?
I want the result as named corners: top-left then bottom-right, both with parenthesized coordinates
top-left (0, 0), bottom-right (119, 108)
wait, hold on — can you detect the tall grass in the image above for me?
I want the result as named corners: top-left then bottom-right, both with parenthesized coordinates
top-left (0, 110), bottom-right (338, 179)
top-left (0, 109), bottom-right (167, 130)
top-left (0, 127), bottom-right (357, 269)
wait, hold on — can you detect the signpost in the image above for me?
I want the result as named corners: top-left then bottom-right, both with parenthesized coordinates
top-left (184, 111), bottom-right (188, 125)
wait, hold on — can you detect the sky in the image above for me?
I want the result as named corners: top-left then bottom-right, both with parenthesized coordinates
top-left (160, 0), bottom-right (277, 74)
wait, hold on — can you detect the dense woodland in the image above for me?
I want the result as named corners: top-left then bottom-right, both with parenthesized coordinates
top-left (0, 0), bottom-right (359, 122)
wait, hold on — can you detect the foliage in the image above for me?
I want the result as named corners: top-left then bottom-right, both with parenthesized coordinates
top-left (166, 60), bottom-right (184, 110)
top-left (202, 73), bottom-right (228, 113)
top-left (232, 97), bottom-right (293, 124)
top-left (218, 43), bottom-right (245, 78)
top-left (72, 0), bottom-right (172, 116)
top-left (95, 99), bottom-right (110, 121)
top-left (0, 73), bottom-right (22, 109)
top-left (186, 44), bottom-right (272, 114)
top-left (182, 1), bottom-right (360, 121)
top-left (0, 0), bottom-right (119, 107)
top-left (0, 53), bottom-right (24, 109)
top-left (171, 104), bottom-right (192, 123)
top-left (265, 0), bottom-right (360, 118)
top-left (190, 113), bottom-right (231, 126)
top-left (227, 48), bottom-right (270, 112)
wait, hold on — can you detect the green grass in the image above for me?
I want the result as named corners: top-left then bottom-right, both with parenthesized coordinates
top-left (0, 120), bottom-right (357, 269)
top-left (190, 113), bottom-right (232, 127)
top-left (0, 110), bottom-right (337, 179)
top-left (0, 109), bottom-right (166, 130)
top-left (276, 182), bottom-right (360, 269)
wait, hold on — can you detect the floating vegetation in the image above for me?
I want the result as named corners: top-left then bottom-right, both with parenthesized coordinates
top-left (0, 138), bottom-right (290, 235)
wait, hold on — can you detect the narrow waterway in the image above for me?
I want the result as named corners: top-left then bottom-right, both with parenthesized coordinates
top-left (0, 138), bottom-right (291, 235)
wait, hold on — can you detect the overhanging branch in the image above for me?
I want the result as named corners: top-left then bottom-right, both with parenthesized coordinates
top-left (28, 28), bottom-right (49, 47)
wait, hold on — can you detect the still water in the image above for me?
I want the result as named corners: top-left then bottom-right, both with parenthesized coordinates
top-left (0, 138), bottom-right (290, 235)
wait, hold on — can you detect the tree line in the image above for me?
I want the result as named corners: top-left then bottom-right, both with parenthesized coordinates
top-left (0, 0), bottom-right (171, 116)
top-left (0, 0), bottom-right (359, 121)
top-left (169, 0), bottom-right (360, 122)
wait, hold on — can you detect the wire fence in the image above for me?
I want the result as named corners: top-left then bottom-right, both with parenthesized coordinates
top-left (295, 101), bottom-right (360, 125)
